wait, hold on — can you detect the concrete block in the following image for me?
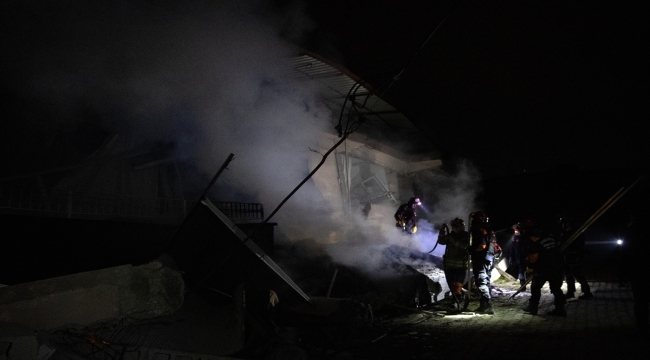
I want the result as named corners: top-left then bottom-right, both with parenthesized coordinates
top-left (0, 261), bottom-right (184, 330)
top-left (0, 328), bottom-right (38, 360)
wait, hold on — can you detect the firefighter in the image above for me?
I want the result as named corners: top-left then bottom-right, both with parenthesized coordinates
top-left (508, 223), bottom-right (529, 291)
top-left (522, 228), bottom-right (566, 316)
top-left (558, 216), bottom-right (593, 300)
top-left (468, 211), bottom-right (495, 314)
top-left (394, 197), bottom-right (421, 234)
top-left (438, 218), bottom-right (470, 312)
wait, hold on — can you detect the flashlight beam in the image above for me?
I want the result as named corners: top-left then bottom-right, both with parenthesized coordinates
top-left (559, 175), bottom-right (645, 253)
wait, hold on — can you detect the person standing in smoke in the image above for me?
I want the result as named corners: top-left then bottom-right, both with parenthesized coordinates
top-left (522, 228), bottom-right (567, 316)
top-left (558, 216), bottom-right (593, 300)
top-left (438, 218), bottom-right (470, 312)
top-left (468, 211), bottom-right (495, 314)
top-left (508, 223), bottom-right (529, 291)
top-left (394, 197), bottom-right (422, 234)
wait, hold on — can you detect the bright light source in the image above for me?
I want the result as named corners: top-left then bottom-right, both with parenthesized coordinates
top-left (617, 239), bottom-right (623, 245)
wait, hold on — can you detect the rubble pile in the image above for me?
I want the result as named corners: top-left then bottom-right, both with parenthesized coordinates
top-left (0, 261), bottom-right (184, 330)
top-left (0, 195), bottom-right (533, 360)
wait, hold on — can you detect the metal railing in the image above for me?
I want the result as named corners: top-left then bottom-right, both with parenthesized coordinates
top-left (0, 186), bottom-right (190, 223)
top-left (213, 201), bottom-right (264, 223)
top-left (0, 186), bottom-right (264, 224)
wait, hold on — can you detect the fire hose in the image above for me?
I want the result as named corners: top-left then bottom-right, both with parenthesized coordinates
top-left (507, 176), bottom-right (645, 301)
top-left (427, 223), bottom-right (448, 253)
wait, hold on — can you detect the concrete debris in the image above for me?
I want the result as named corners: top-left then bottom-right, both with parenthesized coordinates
top-left (0, 327), bottom-right (39, 360)
top-left (0, 261), bottom-right (184, 331)
top-left (37, 344), bottom-right (56, 360)
top-left (289, 296), bottom-right (374, 327)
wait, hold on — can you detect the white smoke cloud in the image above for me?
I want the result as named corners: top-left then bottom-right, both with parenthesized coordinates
top-left (4, 0), bottom-right (331, 207)
top-left (3, 0), bottom-right (485, 279)
top-left (320, 160), bottom-right (483, 276)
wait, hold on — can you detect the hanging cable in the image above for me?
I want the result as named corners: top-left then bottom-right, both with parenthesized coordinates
top-left (188, 5), bottom-right (461, 294)
top-left (393, 11), bottom-right (451, 83)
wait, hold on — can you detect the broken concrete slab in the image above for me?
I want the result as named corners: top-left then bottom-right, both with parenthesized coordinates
top-left (0, 327), bottom-right (38, 360)
top-left (0, 261), bottom-right (183, 331)
top-left (30, 287), bottom-right (246, 358)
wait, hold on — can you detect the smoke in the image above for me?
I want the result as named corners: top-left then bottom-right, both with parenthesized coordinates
top-left (3, 1), bottom-right (485, 279)
top-left (423, 160), bottom-right (484, 256)
top-left (429, 160), bottom-right (484, 224)
top-left (4, 0), bottom-right (332, 208)
top-left (330, 160), bottom-right (482, 271)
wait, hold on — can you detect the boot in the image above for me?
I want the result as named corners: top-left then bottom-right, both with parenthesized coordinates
top-left (458, 288), bottom-right (469, 311)
top-left (476, 298), bottom-right (494, 314)
top-left (445, 293), bottom-right (461, 313)
top-left (455, 293), bottom-right (465, 312)
top-left (449, 299), bottom-right (461, 313)
top-left (482, 302), bottom-right (494, 315)
top-left (522, 304), bottom-right (538, 315)
top-left (578, 292), bottom-right (594, 300)
top-left (547, 307), bottom-right (567, 317)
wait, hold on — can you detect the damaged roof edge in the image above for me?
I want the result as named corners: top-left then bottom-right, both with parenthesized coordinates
top-left (319, 132), bottom-right (443, 175)
top-left (407, 159), bottom-right (443, 174)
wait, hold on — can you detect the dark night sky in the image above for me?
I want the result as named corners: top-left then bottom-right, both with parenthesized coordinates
top-left (3, 1), bottom-right (647, 178)
top-left (301, 0), bottom-right (648, 180)
top-left (299, 0), bottom-right (649, 233)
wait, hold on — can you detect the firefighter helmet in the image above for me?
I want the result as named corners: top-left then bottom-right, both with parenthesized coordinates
top-left (520, 218), bottom-right (535, 231)
top-left (471, 211), bottom-right (489, 223)
top-left (451, 217), bottom-right (465, 230)
top-left (408, 197), bottom-right (422, 206)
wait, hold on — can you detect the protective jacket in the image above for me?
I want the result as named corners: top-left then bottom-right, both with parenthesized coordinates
top-left (527, 234), bottom-right (563, 274)
top-left (509, 232), bottom-right (527, 267)
top-left (439, 231), bottom-right (470, 269)
top-left (469, 223), bottom-right (494, 258)
top-left (469, 221), bottom-right (495, 306)
top-left (394, 203), bottom-right (417, 231)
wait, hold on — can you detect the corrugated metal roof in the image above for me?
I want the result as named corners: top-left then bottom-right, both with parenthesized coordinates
top-left (286, 55), bottom-right (415, 131)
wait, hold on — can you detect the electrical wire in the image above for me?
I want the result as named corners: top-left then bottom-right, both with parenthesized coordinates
top-left (335, 2), bottom-right (456, 138)
top-left (392, 11), bottom-right (451, 83)
top-left (189, 3), bottom-right (461, 296)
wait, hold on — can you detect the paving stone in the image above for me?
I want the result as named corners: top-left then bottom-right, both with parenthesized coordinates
top-left (352, 281), bottom-right (648, 360)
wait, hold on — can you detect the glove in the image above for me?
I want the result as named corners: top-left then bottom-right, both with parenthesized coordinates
top-left (526, 267), bottom-right (534, 275)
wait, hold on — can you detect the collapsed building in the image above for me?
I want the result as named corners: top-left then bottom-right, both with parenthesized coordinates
top-left (0, 53), bottom-right (469, 359)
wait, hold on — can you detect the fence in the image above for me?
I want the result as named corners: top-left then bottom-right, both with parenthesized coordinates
top-left (0, 186), bottom-right (263, 224)
top-left (213, 201), bottom-right (264, 223)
